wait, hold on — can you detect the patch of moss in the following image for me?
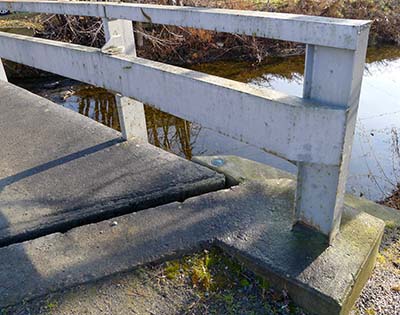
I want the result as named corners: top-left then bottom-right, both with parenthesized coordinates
top-left (386, 221), bottom-right (397, 229)
top-left (161, 248), bottom-right (248, 291)
top-left (160, 248), bottom-right (305, 314)
top-left (376, 253), bottom-right (387, 265)
top-left (164, 260), bottom-right (181, 280)
top-left (191, 255), bottom-right (212, 290)
top-left (365, 308), bottom-right (376, 315)
top-left (44, 298), bottom-right (58, 314)
top-left (185, 248), bottom-right (254, 291)
top-left (256, 275), bottom-right (271, 291)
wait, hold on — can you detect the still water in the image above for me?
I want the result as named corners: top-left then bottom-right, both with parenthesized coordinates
top-left (16, 46), bottom-right (400, 201)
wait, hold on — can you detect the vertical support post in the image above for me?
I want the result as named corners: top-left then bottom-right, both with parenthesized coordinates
top-left (295, 27), bottom-right (370, 243)
top-left (0, 59), bottom-right (7, 81)
top-left (115, 95), bottom-right (148, 142)
top-left (102, 18), bottom-right (148, 142)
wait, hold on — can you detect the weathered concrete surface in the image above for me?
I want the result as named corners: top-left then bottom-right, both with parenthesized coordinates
top-left (345, 194), bottom-right (400, 227)
top-left (194, 155), bottom-right (400, 227)
top-left (193, 154), bottom-right (295, 186)
top-left (0, 81), bottom-right (225, 246)
top-left (0, 155), bottom-right (385, 315)
top-left (0, 0), bottom-right (371, 242)
top-left (195, 156), bottom-right (386, 315)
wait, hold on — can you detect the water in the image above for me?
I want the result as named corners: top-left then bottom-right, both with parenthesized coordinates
top-left (14, 46), bottom-right (400, 201)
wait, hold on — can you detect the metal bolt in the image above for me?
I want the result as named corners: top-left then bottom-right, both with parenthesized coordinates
top-left (211, 158), bottom-right (225, 167)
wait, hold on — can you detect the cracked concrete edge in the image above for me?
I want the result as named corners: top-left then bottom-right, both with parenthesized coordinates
top-left (193, 155), bottom-right (400, 227)
top-left (0, 175), bottom-right (226, 248)
top-left (0, 198), bottom-right (217, 308)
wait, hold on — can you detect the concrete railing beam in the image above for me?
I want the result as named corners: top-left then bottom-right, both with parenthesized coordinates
top-left (0, 32), bottom-right (348, 166)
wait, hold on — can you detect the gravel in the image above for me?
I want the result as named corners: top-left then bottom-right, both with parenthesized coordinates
top-left (353, 226), bottom-right (400, 315)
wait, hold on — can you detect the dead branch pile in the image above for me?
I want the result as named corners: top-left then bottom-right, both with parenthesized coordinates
top-left (37, 14), bottom-right (105, 47)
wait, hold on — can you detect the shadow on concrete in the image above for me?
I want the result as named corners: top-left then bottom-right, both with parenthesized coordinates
top-left (0, 138), bottom-right (123, 192)
top-left (0, 180), bottom-right (327, 309)
top-left (0, 141), bottom-right (225, 247)
top-left (0, 208), bottom-right (44, 308)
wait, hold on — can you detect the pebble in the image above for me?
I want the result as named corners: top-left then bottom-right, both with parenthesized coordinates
top-left (354, 227), bottom-right (400, 314)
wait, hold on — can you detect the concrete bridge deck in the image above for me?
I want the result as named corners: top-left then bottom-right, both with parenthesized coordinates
top-left (0, 81), bottom-right (225, 246)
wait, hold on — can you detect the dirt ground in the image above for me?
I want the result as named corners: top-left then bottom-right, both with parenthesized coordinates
top-left (1, 248), bottom-right (307, 315)
top-left (2, 224), bottom-right (399, 315)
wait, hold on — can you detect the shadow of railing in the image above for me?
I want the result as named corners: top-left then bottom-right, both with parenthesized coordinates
top-left (0, 179), bottom-right (327, 309)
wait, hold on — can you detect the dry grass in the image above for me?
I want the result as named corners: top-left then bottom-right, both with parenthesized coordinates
top-left (270, 0), bottom-right (400, 45)
top-left (0, 12), bottom-right (43, 30)
top-left (33, 0), bottom-right (400, 65)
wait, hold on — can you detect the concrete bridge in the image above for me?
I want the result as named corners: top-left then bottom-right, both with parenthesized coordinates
top-left (0, 1), bottom-right (394, 314)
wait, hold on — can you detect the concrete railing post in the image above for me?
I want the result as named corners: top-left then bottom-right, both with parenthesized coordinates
top-left (295, 29), bottom-right (369, 243)
top-left (102, 17), bottom-right (148, 142)
top-left (0, 59), bottom-right (7, 81)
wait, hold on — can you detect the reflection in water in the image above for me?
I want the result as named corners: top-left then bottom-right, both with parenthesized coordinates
top-left (14, 79), bottom-right (198, 160)
top-left (191, 55), bottom-right (304, 86)
top-left (145, 106), bottom-right (200, 160)
top-left (68, 86), bottom-right (199, 160)
top-left (15, 45), bottom-right (400, 201)
top-left (75, 87), bottom-right (121, 132)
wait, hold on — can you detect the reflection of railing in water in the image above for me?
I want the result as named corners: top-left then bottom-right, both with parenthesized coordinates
top-left (146, 106), bottom-right (200, 160)
top-left (73, 86), bottom-right (198, 160)
top-left (75, 87), bottom-right (121, 132)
